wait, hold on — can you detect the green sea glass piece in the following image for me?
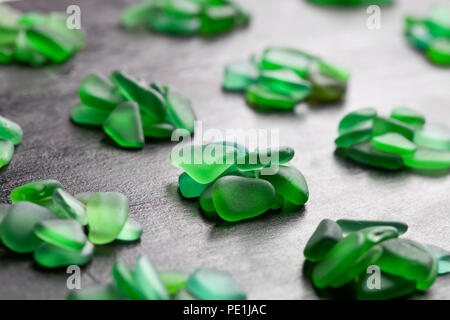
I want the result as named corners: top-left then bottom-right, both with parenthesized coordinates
top-left (212, 176), bottom-right (276, 222)
top-left (260, 166), bottom-right (309, 205)
top-left (34, 219), bottom-right (86, 251)
top-left (10, 179), bottom-right (64, 204)
top-left (414, 124), bottom-right (450, 151)
top-left (427, 38), bottom-right (450, 65)
top-left (259, 69), bottom-right (312, 100)
top-left (86, 192), bottom-right (129, 245)
top-left (179, 172), bottom-right (211, 198)
top-left (223, 61), bottom-right (258, 91)
top-left (0, 115), bottom-right (23, 145)
top-left (335, 122), bottom-right (373, 148)
top-left (134, 255), bottom-right (170, 300)
top-left (13, 31), bottom-right (48, 66)
top-left (160, 271), bottom-right (188, 294)
top-left (307, 71), bottom-right (346, 103)
top-left (187, 268), bottom-right (246, 300)
top-left (318, 60), bottom-right (351, 82)
top-left (378, 238), bottom-right (438, 290)
top-left (0, 140), bottom-right (14, 168)
top-left (79, 73), bottom-right (124, 110)
top-left (373, 116), bottom-right (415, 140)
top-left (163, 0), bottom-right (201, 18)
top-left (112, 261), bottom-right (143, 300)
top-left (52, 188), bottom-right (87, 225)
top-left (261, 47), bottom-right (314, 77)
top-left (150, 13), bottom-right (201, 36)
top-left (336, 219), bottom-right (408, 235)
top-left (236, 146), bottom-right (295, 170)
top-left (427, 244), bottom-right (450, 275)
top-left (199, 184), bottom-right (215, 213)
top-left (103, 102), bottom-right (145, 149)
top-left (68, 283), bottom-right (125, 300)
top-left (371, 133), bottom-right (417, 155)
top-left (121, 2), bottom-right (155, 28)
top-left (200, 5), bottom-right (236, 36)
top-left (338, 107), bottom-right (377, 135)
top-left (344, 141), bottom-right (404, 170)
top-left (34, 241), bottom-right (94, 268)
top-left (165, 89), bottom-right (196, 134)
top-left (246, 84), bottom-right (297, 110)
top-left (426, 4), bottom-right (450, 37)
top-left (304, 219), bottom-right (343, 262)
top-left (116, 218), bottom-right (143, 242)
top-left (403, 148), bottom-right (450, 170)
top-left (357, 271), bottom-right (416, 300)
top-left (406, 22), bottom-right (432, 50)
top-left (1, 202), bottom-right (58, 253)
top-left (0, 46), bottom-right (14, 64)
top-left (142, 122), bottom-right (175, 138)
top-left (390, 107), bottom-right (425, 128)
top-left (71, 104), bottom-right (110, 126)
top-left (110, 70), bottom-right (166, 122)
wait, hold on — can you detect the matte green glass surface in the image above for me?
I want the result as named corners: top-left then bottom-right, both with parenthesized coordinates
top-left (200, 5), bottom-right (236, 36)
top-left (10, 179), bottom-right (64, 203)
top-left (103, 102), bottom-right (145, 149)
top-left (338, 107), bottom-right (377, 135)
top-left (0, 115), bottom-right (23, 145)
top-left (179, 172), bottom-right (211, 198)
top-left (260, 166), bottom-right (309, 205)
top-left (427, 38), bottom-right (450, 65)
top-left (1, 202), bottom-right (57, 253)
top-left (165, 89), bottom-right (196, 134)
top-left (34, 241), bottom-right (94, 268)
top-left (246, 84), bottom-right (297, 110)
top-left (79, 73), bottom-right (124, 110)
top-left (212, 176), bottom-right (276, 222)
top-left (406, 23), bottom-right (432, 50)
top-left (223, 61), bottom-right (258, 91)
top-left (357, 271), bottom-right (416, 300)
top-left (0, 46), bottom-right (14, 63)
top-left (142, 122), bottom-right (175, 138)
top-left (86, 192), bottom-right (129, 245)
top-left (426, 4), bottom-right (450, 37)
top-left (414, 124), bottom-right (450, 151)
top-left (13, 31), bottom-right (48, 66)
top-left (344, 141), bottom-right (404, 170)
top-left (334, 122), bottom-right (373, 148)
top-left (163, 0), bottom-right (202, 18)
top-left (116, 218), bottom-right (143, 242)
top-left (259, 69), bottom-right (312, 99)
top-left (427, 244), bottom-right (450, 275)
top-left (304, 219), bottom-right (343, 262)
top-left (307, 71), bottom-right (346, 103)
top-left (236, 146), bottom-right (295, 170)
top-left (134, 255), bottom-right (170, 300)
top-left (318, 60), bottom-right (351, 82)
top-left (150, 13), bottom-right (201, 35)
top-left (403, 148), bottom-right (450, 170)
top-left (261, 47), bottom-right (314, 77)
top-left (121, 2), bottom-right (155, 28)
top-left (112, 261), bottom-right (144, 300)
top-left (372, 116), bottom-right (415, 140)
top-left (52, 188), bottom-right (88, 225)
top-left (0, 140), bottom-right (14, 168)
top-left (199, 184), bottom-right (215, 213)
top-left (187, 268), bottom-right (246, 300)
top-left (71, 104), bottom-right (110, 126)
top-left (68, 283), bottom-right (125, 300)
top-left (34, 218), bottom-right (87, 251)
top-left (371, 132), bottom-right (417, 155)
top-left (390, 107), bottom-right (425, 127)
top-left (160, 271), bottom-right (189, 294)
top-left (336, 219), bottom-right (408, 235)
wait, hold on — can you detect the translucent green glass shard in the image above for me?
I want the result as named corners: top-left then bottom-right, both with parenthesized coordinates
top-left (406, 22), bottom-right (432, 50)
top-left (426, 244), bottom-right (450, 275)
top-left (187, 268), bottom-right (247, 300)
top-left (52, 188), bottom-right (87, 225)
top-left (150, 13), bottom-right (201, 35)
top-left (1, 202), bottom-right (58, 253)
top-left (245, 84), bottom-right (297, 110)
top-left (0, 46), bottom-right (14, 64)
top-left (223, 61), bottom-right (258, 91)
top-left (200, 5), bottom-right (236, 36)
top-left (371, 132), bottom-right (417, 155)
top-left (179, 172), bottom-right (211, 198)
top-left (426, 38), bottom-right (450, 65)
top-left (335, 122), bottom-right (373, 148)
top-left (160, 271), bottom-right (188, 294)
top-left (68, 283), bottom-right (125, 300)
top-left (134, 255), bottom-right (170, 300)
top-left (71, 104), bottom-right (110, 126)
top-left (403, 148), bottom-right (450, 170)
top-left (142, 122), bottom-right (175, 138)
top-left (357, 271), bottom-right (416, 300)
top-left (390, 106), bottom-right (425, 128)
top-left (116, 218), bottom-right (143, 242)
top-left (0, 140), bottom-right (14, 168)
top-left (259, 69), bottom-right (312, 101)
top-left (336, 219), bottom-right (408, 235)
top-left (86, 192), bottom-right (129, 245)
top-left (79, 73), bottom-right (124, 110)
top-left (0, 26), bottom-right (19, 46)
top-left (426, 4), bottom-right (450, 37)
top-left (0, 115), bottom-right (23, 145)
top-left (212, 175), bottom-right (276, 222)
top-left (199, 184), bottom-right (215, 214)
top-left (373, 116), bottom-right (415, 140)
top-left (165, 89), bottom-right (196, 134)
top-left (261, 47), bottom-right (315, 77)
top-left (103, 102), bottom-right (145, 149)
top-left (414, 124), bottom-right (450, 151)
top-left (318, 60), bottom-right (351, 82)
top-left (10, 179), bottom-right (64, 204)
top-left (34, 219), bottom-right (87, 251)
top-left (236, 146), bottom-right (295, 171)
top-left (34, 241), bottom-right (94, 268)
top-left (307, 71), bottom-right (347, 103)
top-left (112, 261), bottom-right (144, 300)
top-left (121, 2), bottom-right (156, 28)
top-left (338, 107), bottom-right (377, 135)
top-left (163, 0), bottom-right (202, 18)
top-left (343, 141), bottom-right (404, 170)
top-left (13, 31), bottom-right (48, 66)
top-left (304, 219), bottom-right (343, 262)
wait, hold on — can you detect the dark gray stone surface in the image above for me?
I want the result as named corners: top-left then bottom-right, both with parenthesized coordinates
top-left (0, 0), bottom-right (449, 299)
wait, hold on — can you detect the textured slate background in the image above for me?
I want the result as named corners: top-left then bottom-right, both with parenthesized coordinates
top-left (0, 0), bottom-right (449, 300)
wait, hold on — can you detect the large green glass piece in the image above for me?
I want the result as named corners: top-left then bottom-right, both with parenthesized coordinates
top-left (260, 166), bottom-right (309, 205)
top-left (0, 26), bottom-right (19, 46)
top-left (307, 71), bottom-right (346, 103)
top-left (34, 241), bottom-right (94, 268)
top-left (121, 2), bottom-right (155, 28)
top-left (116, 218), bottom-right (143, 242)
top-left (304, 219), bottom-right (343, 262)
top-left (0, 140), bottom-right (13, 168)
top-left (10, 179), bottom-right (64, 204)
top-left (71, 104), bottom-right (110, 126)
top-left (165, 89), bottom-right (196, 134)
top-left (245, 84), bottom-right (297, 110)
top-left (427, 38), bottom-right (450, 65)
top-left (187, 268), bottom-right (246, 300)
top-left (1, 202), bottom-right (57, 253)
top-left (223, 61), bottom-right (258, 91)
top-left (426, 4), bottom-right (450, 37)
top-left (344, 141), bottom-right (404, 170)
top-left (261, 47), bottom-right (314, 77)
top-left (160, 271), bottom-right (188, 294)
top-left (0, 115), bottom-right (23, 145)
top-left (199, 184), bottom-right (215, 213)
top-left (414, 124), bottom-right (450, 151)
top-left (112, 261), bottom-right (144, 300)
top-left (134, 255), bottom-right (170, 300)
top-left (427, 244), bottom-right (450, 275)
top-left (212, 176), bottom-right (276, 222)
top-left (170, 144), bottom-right (236, 184)
top-left (259, 69), bottom-right (312, 101)
top-left (236, 146), bottom-right (295, 171)
top-left (103, 102), bottom-right (145, 149)
top-left (13, 31), bottom-right (48, 66)
top-left (179, 172), bottom-right (211, 198)
top-left (390, 107), bottom-right (425, 128)
top-left (68, 283), bottom-right (125, 300)
top-left (150, 13), bottom-right (201, 36)
top-left (110, 70), bottom-right (166, 122)
top-left (373, 116), bottom-right (415, 140)
top-left (79, 73), bottom-right (124, 111)
top-left (336, 219), bottom-right (408, 235)
top-left (338, 107), bottom-right (377, 135)
top-left (200, 5), bottom-right (236, 36)
top-left (403, 148), bottom-right (450, 170)
top-left (357, 271), bottom-right (416, 300)
top-left (52, 188), bottom-right (87, 225)
top-left (378, 238), bottom-right (438, 290)
top-left (334, 122), bottom-right (373, 148)
top-left (34, 218), bottom-right (86, 251)
top-left (142, 122), bottom-right (175, 138)
top-left (86, 192), bottom-right (129, 245)
top-left (371, 133), bottom-right (417, 155)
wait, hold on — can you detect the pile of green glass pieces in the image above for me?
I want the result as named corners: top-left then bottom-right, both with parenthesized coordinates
top-left (0, 180), bottom-right (142, 268)
top-left (307, 0), bottom-right (393, 6)
top-left (335, 107), bottom-right (450, 171)
top-left (121, 0), bottom-right (250, 37)
top-left (170, 141), bottom-right (309, 222)
top-left (69, 255), bottom-right (247, 300)
top-left (0, 115), bottom-right (22, 169)
top-left (223, 47), bottom-right (350, 110)
top-left (405, 4), bottom-right (450, 66)
top-left (304, 219), bottom-right (449, 299)
top-left (71, 70), bottom-right (196, 149)
top-left (0, 5), bottom-right (85, 66)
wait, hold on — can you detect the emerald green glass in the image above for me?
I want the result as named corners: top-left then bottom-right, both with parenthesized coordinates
top-left (414, 124), bottom-right (450, 151)
top-left (116, 218), bottom-right (143, 242)
top-left (1, 201), bottom-right (57, 253)
top-left (112, 261), bottom-right (144, 300)
top-left (34, 241), bottom-right (94, 268)
top-left (10, 179), bottom-right (64, 203)
top-left (0, 140), bottom-right (14, 168)
top-left (406, 22), bottom-right (432, 50)
top-left (403, 148), bottom-right (450, 170)
top-left (142, 122), bottom-right (175, 138)
top-left (304, 219), bottom-right (343, 262)
top-left (336, 219), bottom-right (408, 235)
top-left (134, 255), bottom-right (170, 300)
top-left (261, 47), bottom-right (315, 77)
top-left (427, 38), bottom-right (450, 65)
top-left (245, 84), bottom-right (297, 110)
top-left (34, 219), bottom-right (86, 251)
top-left (307, 71), bottom-right (347, 103)
top-left (200, 5), bottom-right (236, 36)
top-left (103, 102), bottom-right (145, 149)
top-left (338, 107), bottom-right (377, 135)
top-left (163, 0), bottom-right (202, 18)
top-left (160, 271), bottom-right (188, 294)
top-left (86, 192), bottom-right (129, 245)
top-left (71, 104), bottom-right (110, 126)
top-left (68, 283), bottom-right (125, 300)
top-left (344, 141), bottom-right (404, 170)
top-left (259, 69), bottom-right (312, 100)
top-left (372, 116), bottom-right (415, 140)
top-left (390, 106), bottom-right (425, 127)
top-left (121, 2), bottom-right (155, 28)
top-left (150, 13), bottom-right (201, 36)
top-left (357, 271), bottom-right (416, 300)
top-left (223, 61), bottom-right (258, 91)
top-left (236, 146), bottom-right (295, 170)
top-left (371, 132), bottom-right (417, 154)
top-left (199, 184), bottom-right (215, 213)
top-left (0, 114), bottom-right (23, 145)
top-left (52, 188), bottom-right (88, 225)
top-left (0, 46), bottom-right (14, 64)
top-left (335, 122), bottom-right (373, 148)
top-left (318, 60), bottom-right (351, 82)
top-left (426, 4), bottom-right (450, 37)
top-left (187, 268), bottom-right (246, 300)
top-left (165, 89), bottom-right (197, 134)
top-left (179, 172), bottom-right (211, 198)
top-left (79, 73), bottom-right (124, 110)
top-left (13, 31), bottom-right (48, 66)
